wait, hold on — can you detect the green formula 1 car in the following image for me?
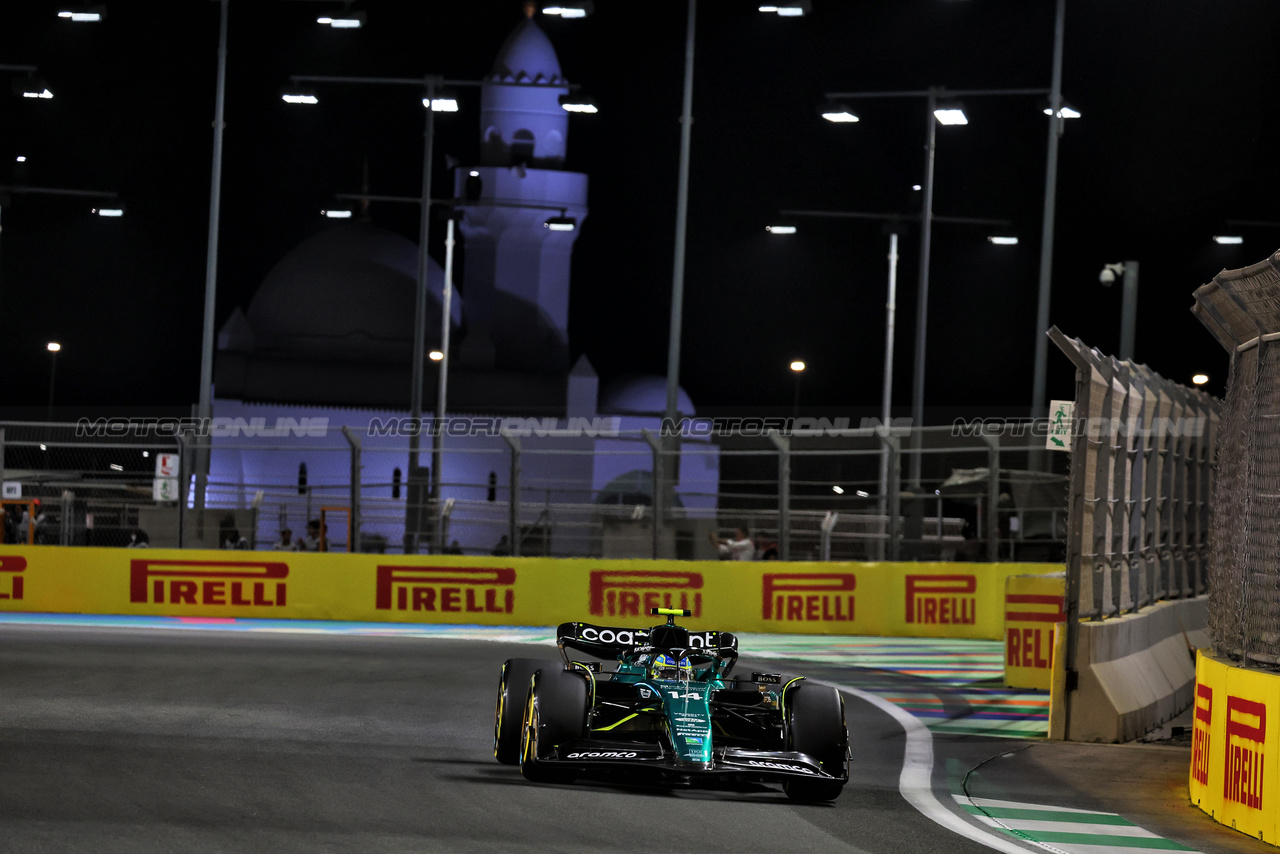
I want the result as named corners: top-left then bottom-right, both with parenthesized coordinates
top-left (493, 608), bottom-right (849, 802)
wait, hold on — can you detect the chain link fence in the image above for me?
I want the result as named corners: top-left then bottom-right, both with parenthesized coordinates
top-left (1049, 327), bottom-right (1219, 623)
top-left (0, 416), bottom-right (1068, 562)
top-left (1193, 252), bottom-right (1280, 668)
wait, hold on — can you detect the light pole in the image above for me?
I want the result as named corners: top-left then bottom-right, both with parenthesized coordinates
top-left (1099, 261), bottom-right (1138, 361)
top-left (659, 0), bottom-right (697, 554)
top-left (822, 86), bottom-right (1050, 486)
top-left (1030, 0), bottom-right (1070, 427)
top-left (790, 360), bottom-right (805, 417)
top-left (46, 342), bottom-right (60, 423)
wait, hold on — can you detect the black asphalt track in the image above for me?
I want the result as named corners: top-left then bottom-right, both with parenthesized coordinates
top-left (0, 626), bottom-right (1266, 853)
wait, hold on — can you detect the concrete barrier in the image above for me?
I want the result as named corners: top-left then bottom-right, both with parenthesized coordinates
top-left (1051, 597), bottom-right (1208, 743)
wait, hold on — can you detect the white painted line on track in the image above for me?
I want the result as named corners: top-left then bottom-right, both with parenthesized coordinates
top-left (819, 679), bottom-right (1038, 854)
top-left (959, 797), bottom-right (1115, 815)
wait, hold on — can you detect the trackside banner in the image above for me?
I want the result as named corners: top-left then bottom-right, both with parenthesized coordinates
top-left (0, 547), bottom-right (1060, 638)
top-left (1189, 650), bottom-right (1280, 845)
top-left (1003, 573), bottom-right (1066, 689)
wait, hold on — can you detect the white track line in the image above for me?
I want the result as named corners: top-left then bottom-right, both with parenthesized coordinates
top-left (819, 679), bottom-right (1038, 854)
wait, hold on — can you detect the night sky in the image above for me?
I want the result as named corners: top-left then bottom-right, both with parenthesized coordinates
top-left (2, 0), bottom-right (1278, 421)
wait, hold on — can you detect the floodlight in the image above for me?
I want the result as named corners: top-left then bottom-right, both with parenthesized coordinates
top-left (317, 10), bottom-right (364, 28)
top-left (790, 360), bottom-right (806, 372)
top-left (1042, 101), bottom-right (1081, 119)
top-left (57, 5), bottom-right (105, 22)
top-left (1192, 374), bottom-right (1209, 385)
top-left (987, 236), bottom-right (1018, 245)
top-left (1213, 235), bottom-right (1243, 245)
top-left (544, 214), bottom-right (577, 232)
top-left (281, 87), bottom-right (319, 105)
top-left (13, 78), bottom-right (53, 99)
top-left (559, 92), bottom-right (598, 113)
top-left (47, 342), bottom-right (61, 352)
top-left (92, 206), bottom-right (124, 217)
top-left (819, 101), bottom-right (858, 123)
top-left (933, 103), bottom-right (968, 125)
top-left (542, 2), bottom-right (592, 17)
top-left (766, 224), bottom-right (797, 234)
top-left (321, 209), bottom-right (353, 219)
top-left (760, 0), bottom-right (810, 14)
top-left (424, 94), bottom-right (459, 112)
top-left (832, 485), bottom-right (844, 494)
top-left (429, 350), bottom-right (444, 361)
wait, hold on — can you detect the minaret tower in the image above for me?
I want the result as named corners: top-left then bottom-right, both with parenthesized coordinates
top-left (454, 10), bottom-right (589, 373)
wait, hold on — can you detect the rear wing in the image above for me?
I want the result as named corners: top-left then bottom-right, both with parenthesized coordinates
top-left (556, 621), bottom-right (739, 666)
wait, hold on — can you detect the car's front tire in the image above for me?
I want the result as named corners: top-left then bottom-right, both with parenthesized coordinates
top-left (494, 658), bottom-right (560, 764)
top-left (519, 666), bottom-right (588, 784)
top-left (782, 682), bottom-right (848, 803)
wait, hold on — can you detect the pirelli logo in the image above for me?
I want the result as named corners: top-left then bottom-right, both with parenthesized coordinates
top-left (129, 559), bottom-right (288, 606)
top-left (1191, 682), bottom-right (1212, 787)
top-left (762, 573), bottom-right (856, 622)
top-left (905, 574), bottom-right (976, 625)
top-left (1224, 695), bottom-right (1266, 809)
top-left (0, 555), bottom-right (25, 600)
top-left (588, 570), bottom-right (702, 618)
top-left (375, 566), bottom-right (515, 613)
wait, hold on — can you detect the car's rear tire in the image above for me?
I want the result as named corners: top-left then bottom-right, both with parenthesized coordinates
top-left (783, 682), bottom-right (848, 803)
top-left (494, 658), bottom-right (559, 764)
top-left (519, 666), bottom-right (588, 784)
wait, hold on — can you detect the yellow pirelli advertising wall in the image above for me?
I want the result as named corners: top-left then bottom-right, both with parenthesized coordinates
top-left (1189, 650), bottom-right (1280, 846)
top-left (0, 546), bottom-right (1061, 638)
top-left (1003, 573), bottom-right (1066, 690)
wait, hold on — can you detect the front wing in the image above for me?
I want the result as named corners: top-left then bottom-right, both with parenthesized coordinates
top-left (544, 740), bottom-right (846, 785)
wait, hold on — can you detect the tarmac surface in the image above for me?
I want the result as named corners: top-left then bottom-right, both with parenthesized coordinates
top-left (0, 619), bottom-right (1271, 854)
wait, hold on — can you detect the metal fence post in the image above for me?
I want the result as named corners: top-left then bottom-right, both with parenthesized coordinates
top-left (983, 431), bottom-right (1000, 560)
top-left (176, 434), bottom-right (187, 549)
top-left (878, 427), bottom-right (902, 561)
top-left (503, 432), bottom-right (521, 557)
top-left (0, 428), bottom-right (6, 513)
top-left (341, 426), bottom-right (362, 553)
top-left (769, 430), bottom-right (791, 561)
top-left (642, 429), bottom-right (661, 560)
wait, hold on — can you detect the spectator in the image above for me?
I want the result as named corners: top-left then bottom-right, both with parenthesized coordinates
top-left (300, 520), bottom-right (322, 551)
top-left (710, 527), bottom-right (755, 561)
top-left (221, 528), bottom-right (249, 550)
top-left (491, 535), bottom-right (511, 556)
top-left (126, 529), bottom-right (150, 548)
top-left (272, 528), bottom-right (300, 551)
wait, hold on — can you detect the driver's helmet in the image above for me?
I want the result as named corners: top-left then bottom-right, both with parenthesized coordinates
top-left (651, 653), bottom-right (693, 680)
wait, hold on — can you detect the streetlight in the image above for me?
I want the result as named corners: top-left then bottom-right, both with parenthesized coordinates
top-left (1192, 374), bottom-right (1209, 386)
top-left (284, 71), bottom-right (468, 554)
top-left (46, 342), bottom-right (61, 424)
top-left (1099, 261), bottom-right (1138, 362)
top-left (769, 207), bottom-right (1011, 557)
top-left (822, 85), bottom-right (1051, 485)
top-left (790, 360), bottom-right (805, 417)
top-left (57, 5), bottom-right (105, 22)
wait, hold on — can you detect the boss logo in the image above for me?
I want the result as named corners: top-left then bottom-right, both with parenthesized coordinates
top-left (567, 751), bottom-right (639, 759)
top-left (745, 760), bottom-right (817, 775)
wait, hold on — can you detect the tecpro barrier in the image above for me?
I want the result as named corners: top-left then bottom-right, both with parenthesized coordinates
top-left (0, 546), bottom-right (1060, 638)
top-left (1190, 651), bottom-right (1280, 846)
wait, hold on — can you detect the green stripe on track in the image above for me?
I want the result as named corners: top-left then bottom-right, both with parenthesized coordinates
top-left (999, 829), bottom-right (1194, 850)
top-left (965, 805), bottom-right (1135, 825)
